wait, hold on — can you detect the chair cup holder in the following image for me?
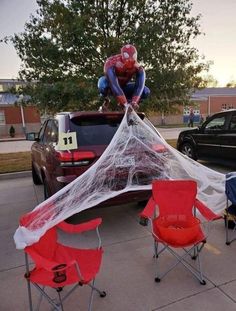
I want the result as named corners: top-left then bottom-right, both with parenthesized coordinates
top-left (52, 264), bottom-right (67, 283)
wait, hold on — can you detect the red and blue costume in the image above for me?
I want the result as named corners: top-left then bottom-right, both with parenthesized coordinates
top-left (98, 44), bottom-right (150, 110)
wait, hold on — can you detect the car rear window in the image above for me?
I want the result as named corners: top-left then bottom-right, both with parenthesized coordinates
top-left (69, 115), bottom-right (123, 146)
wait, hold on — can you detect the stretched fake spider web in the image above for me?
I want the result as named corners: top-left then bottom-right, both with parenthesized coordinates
top-left (14, 108), bottom-right (226, 249)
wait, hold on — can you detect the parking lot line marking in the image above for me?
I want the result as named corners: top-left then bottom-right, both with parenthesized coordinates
top-left (205, 243), bottom-right (221, 255)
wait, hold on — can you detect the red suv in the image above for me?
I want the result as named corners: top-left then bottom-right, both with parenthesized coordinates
top-left (27, 111), bottom-right (154, 206)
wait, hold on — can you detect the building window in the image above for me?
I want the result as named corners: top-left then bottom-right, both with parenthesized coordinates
top-left (222, 104), bottom-right (226, 110)
top-left (0, 111), bottom-right (6, 125)
top-left (222, 103), bottom-right (234, 110)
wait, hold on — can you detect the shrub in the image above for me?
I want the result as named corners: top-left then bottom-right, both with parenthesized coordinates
top-left (9, 125), bottom-right (15, 138)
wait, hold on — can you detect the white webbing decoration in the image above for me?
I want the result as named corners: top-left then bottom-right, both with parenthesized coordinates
top-left (14, 108), bottom-right (226, 249)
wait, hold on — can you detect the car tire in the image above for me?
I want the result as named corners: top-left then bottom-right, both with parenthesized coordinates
top-left (43, 179), bottom-right (50, 200)
top-left (180, 143), bottom-right (197, 160)
top-left (32, 163), bottom-right (42, 185)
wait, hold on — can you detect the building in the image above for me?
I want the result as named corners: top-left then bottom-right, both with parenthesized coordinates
top-left (190, 87), bottom-right (236, 116)
top-left (2, 80), bottom-right (236, 132)
top-left (150, 87), bottom-right (236, 126)
top-left (0, 79), bottom-right (41, 138)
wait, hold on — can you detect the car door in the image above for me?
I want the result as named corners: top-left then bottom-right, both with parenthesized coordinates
top-left (193, 113), bottom-right (228, 159)
top-left (41, 120), bottom-right (59, 191)
top-left (31, 121), bottom-right (48, 176)
top-left (220, 111), bottom-right (236, 160)
top-left (45, 119), bottom-right (59, 192)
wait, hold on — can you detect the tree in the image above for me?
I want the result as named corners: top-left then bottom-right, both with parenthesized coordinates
top-left (7, 0), bottom-right (209, 113)
top-left (201, 74), bottom-right (218, 88)
top-left (226, 79), bottom-right (236, 88)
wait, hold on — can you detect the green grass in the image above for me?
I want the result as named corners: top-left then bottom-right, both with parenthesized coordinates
top-left (166, 139), bottom-right (177, 148)
top-left (0, 139), bottom-right (177, 174)
top-left (0, 152), bottom-right (31, 174)
top-left (156, 124), bottom-right (187, 128)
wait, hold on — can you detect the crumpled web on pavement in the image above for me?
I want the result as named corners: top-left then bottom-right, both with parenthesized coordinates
top-left (14, 108), bottom-right (226, 249)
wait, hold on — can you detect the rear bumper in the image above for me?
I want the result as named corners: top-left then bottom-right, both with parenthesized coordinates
top-left (97, 189), bottom-right (151, 207)
top-left (56, 174), bottom-right (151, 207)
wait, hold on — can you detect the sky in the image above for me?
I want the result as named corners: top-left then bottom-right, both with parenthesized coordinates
top-left (0, 0), bottom-right (236, 86)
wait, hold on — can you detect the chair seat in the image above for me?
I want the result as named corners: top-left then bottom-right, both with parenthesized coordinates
top-left (29, 245), bottom-right (103, 288)
top-left (153, 215), bottom-right (205, 247)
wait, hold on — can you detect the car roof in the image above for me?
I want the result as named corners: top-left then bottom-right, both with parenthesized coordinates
top-left (210, 109), bottom-right (236, 117)
top-left (219, 109), bottom-right (236, 113)
top-left (56, 111), bottom-right (145, 119)
top-left (221, 109), bottom-right (236, 112)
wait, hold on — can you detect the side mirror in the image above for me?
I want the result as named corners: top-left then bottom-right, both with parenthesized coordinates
top-left (26, 132), bottom-right (39, 141)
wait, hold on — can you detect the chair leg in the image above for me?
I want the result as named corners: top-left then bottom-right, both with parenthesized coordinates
top-left (88, 279), bottom-right (95, 311)
top-left (25, 253), bottom-right (33, 311)
top-left (32, 283), bottom-right (61, 311)
top-left (26, 277), bottom-right (33, 311)
top-left (56, 288), bottom-right (65, 311)
top-left (155, 244), bottom-right (206, 284)
top-left (87, 280), bottom-right (106, 297)
top-left (153, 240), bottom-right (158, 258)
top-left (86, 278), bottom-right (106, 311)
top-left (155, 247), bottom-right (185, 282)
top-left (191, 245), bottom-right (198, 260)
top-left (225, 214), bottom-right (236, 245)
top-left (35, 286), bottom-right (44, 311)
top-left (226, 214), bottom-right (230, 245)
top-left (196, 247), bottom-right (206, 285)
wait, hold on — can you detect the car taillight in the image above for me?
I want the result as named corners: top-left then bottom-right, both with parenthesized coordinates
top-left (56, 150), bottom-right (96, 162)
top-left (152, 144), bottom-right (168, 153)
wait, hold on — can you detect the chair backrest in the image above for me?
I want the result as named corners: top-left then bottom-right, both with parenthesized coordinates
top-left (226, 173), bottom-right (236, 205)
top-left (20, 206), bottom-right (58, 259)
top-left (152, 180), bottom-right (197, 217)
top-left (31, 228), bottom-right (58, 259)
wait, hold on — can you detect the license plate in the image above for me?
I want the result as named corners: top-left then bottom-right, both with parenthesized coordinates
top-left (115, 156), bottom-right (135, 168)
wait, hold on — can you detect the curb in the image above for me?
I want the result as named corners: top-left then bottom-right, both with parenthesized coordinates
top-left (0, 138), bottom-right (26, 143)
top-left (0, 171), bottom-right (31, 180)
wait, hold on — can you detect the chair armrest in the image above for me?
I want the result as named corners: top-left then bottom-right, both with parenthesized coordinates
top-left (140, 197), bottom-right (156, 219)
top-left (195, 199), bottom-right (222, 221)
top-left (57, 218), bottom-right (102, 234)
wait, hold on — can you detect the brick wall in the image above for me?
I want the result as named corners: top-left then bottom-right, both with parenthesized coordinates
top-left (0, 106), bottom-right (41, 138)
top-left (0, 123), bottom-right (41, 137)
top-left (3, 106), bottom-right (40, 124)
top-left (4, 106), bottom-right (22, 124)
top-left (149, 95), bottom-right (236, 125)
top-left (149, 114), bottom-right (183, 126)
top-left (198, 96), bottom-right (236, 115)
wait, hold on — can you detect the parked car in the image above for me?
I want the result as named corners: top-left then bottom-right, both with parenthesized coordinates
top-left (177, 109), bottom-right (236, 164)
top-left (27, 111), bottom-right (167, 206)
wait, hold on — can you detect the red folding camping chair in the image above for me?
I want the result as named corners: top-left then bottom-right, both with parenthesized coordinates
top-left (21, 216), bottom-right (106, 311)
top-left (140, 180), bottom-right (221, 285)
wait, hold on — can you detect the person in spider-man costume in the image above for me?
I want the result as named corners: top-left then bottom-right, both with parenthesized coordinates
top-left (98, 44), bottom-right (150, 111)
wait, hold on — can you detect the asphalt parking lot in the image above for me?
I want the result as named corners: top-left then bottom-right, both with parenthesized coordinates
top-left (1, 161), bottom-right (236, 310)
